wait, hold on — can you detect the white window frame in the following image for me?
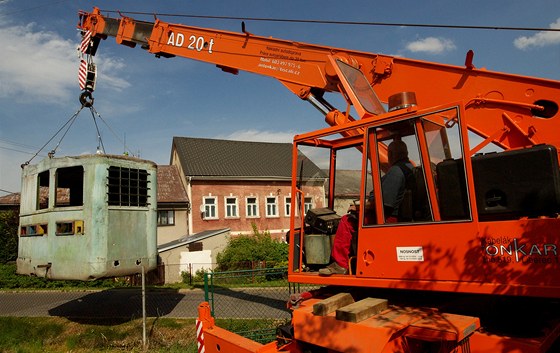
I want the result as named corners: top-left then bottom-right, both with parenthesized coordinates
top-left (246, 196), bottom-right (259, 218)
top-left (266, 196), bottom-right (279, 218)
top-left (203, 196), bottom-right (218, 220)
top-left (157, 210), bottom-right (175, 226)
top-left (304, 197), bottom-right (314, 215)
top-left (224, 196), bottom-right (239, 218)
top-left (284, 196), bottom-right (291, 217)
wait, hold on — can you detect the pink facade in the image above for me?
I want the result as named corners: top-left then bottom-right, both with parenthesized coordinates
top-left (190, 180), bottom-right (325, 240)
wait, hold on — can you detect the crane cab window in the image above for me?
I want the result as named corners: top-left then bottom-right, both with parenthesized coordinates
top-left (364, 120), bottom-right (432, 225)
top-left (363, 108), bottom-right (471, 225)
top-left (335, 59), bottom-right (385, 116)
top-left (421, 109), bottom-right (470, 221)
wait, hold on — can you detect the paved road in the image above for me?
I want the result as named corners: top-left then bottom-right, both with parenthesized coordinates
top-left (0, 287), bottom-right (292, 321)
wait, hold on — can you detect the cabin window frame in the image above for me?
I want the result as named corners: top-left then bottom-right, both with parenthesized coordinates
top-left (107, 166), bottom-right (150, 207)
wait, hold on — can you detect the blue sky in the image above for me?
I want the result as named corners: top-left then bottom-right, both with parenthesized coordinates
top-left (1, 0), bottom-right (559, 195)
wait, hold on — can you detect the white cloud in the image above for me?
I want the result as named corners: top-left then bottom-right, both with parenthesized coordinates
top-left (405, 37), bottom-right (456, 55)
top-left (0, 20), bottom-right (130, 104)
top-left (217, 129), bottom-right (295, 143)
top-left (514, 18), bottom-right (560, 50)
top-left (95, 56), bottom-right (131, 91)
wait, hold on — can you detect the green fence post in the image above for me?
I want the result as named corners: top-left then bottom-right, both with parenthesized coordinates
top-left (204, 271), bottom-right (215, 317)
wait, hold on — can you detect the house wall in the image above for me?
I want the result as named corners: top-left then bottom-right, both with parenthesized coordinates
top-left (156, 207), bottom-right (189, 245)
top-left (199, 230), bottom-right (230, 265)
top-left (190, 180), bottom-right (326, 240)
top-left (158, 230), bottom-right (230, 284)
top-left (158, 248), bottom-right (183, 283)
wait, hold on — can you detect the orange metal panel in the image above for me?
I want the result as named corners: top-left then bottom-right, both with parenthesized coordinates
top-left (292, 299), bottom-right (407, 353)
top-left (78, 8), bottom-right (560, 152)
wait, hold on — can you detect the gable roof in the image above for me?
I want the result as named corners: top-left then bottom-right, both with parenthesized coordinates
top-left (0, 193), bottom-right (19, 208)
top-left (333, 169), bottom-right (362, 197)
top-left (157, 165), bottom-right (189, 205)
top-left (172, 137), bottom-right (325, 180)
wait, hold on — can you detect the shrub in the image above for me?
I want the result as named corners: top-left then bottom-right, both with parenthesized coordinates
top-left (216, 223), bottom-right (288, 271)
top-left (0, 210), bottom-right (19, 263)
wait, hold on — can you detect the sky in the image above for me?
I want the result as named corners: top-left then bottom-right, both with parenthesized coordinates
top-left (1, 0), bottom-right (559, 195)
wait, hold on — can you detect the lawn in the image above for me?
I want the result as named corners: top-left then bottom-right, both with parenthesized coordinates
top-left (0, 316), bottom-right (198, 352)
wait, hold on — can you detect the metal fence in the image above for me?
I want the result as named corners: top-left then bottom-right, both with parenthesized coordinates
top-left (202, 267), bottom-right (320, 344)
top-left (0, 263), bottom-right (318, 346)
top-left (202, 267), bottom-right (291, 343)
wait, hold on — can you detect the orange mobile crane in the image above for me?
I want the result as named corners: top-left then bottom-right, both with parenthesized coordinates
top-left (78, 8), bottom-right (560, 353)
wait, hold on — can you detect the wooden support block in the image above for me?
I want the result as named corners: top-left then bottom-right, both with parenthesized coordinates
top-left (312, 293), bottom-right (354, 316)
top-left (336, 298), bottom-right (388, 323)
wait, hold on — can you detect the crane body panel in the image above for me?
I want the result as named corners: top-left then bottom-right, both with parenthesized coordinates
top-left (78, 8), bottom-right (560, 352)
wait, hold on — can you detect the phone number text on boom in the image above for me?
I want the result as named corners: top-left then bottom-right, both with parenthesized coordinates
top-left (258, 57), bottom-right (301, 75)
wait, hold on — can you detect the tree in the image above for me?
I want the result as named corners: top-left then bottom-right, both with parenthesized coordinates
top-left (0, 210), bottom-right (19, 263)
top-left (216, 223), bottom-right (288, 271)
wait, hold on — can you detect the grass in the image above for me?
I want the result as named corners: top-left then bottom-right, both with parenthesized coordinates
top-left (0, 316), bottom-right (198, 353)
top-left (0, 316), bottom-right (286, 352)
top-left (0, 263), bottom-right (290, 351)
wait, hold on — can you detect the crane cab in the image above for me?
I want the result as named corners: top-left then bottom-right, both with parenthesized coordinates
top-left (17, 154), bottom-right (157, 281)
top-left (289, 101), bottom-right (560, 299)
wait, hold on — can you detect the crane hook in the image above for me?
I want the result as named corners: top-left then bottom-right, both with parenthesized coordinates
top-left (79, 91), bottom-right (94, 107)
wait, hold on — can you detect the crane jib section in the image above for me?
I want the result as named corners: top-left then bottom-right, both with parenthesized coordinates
top-left (78, 7), bottom-right (560, 152)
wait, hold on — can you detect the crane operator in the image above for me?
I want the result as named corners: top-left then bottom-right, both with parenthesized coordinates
top-left (319, 140), bottom-right (413, 276)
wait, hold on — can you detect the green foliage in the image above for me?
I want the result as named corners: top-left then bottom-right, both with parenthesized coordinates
top-left (216, 223), bottom-right (288, 271)
top-left (180, 270), bottom-right (190, 284)
top-left (194, 268), bottom-right (209, 282)
top-left (0, 317), bottom-right (199, 352)
top-left (0, 317), bottom-right (64, 351)
top-left (0, 263), bottom-right (131, 290)
top-left (181, 268), bottom-right (209, 285)
top-left (216, 318), bottom-right (290, 344)
top-left (0, 210), bottom-right (19, 263)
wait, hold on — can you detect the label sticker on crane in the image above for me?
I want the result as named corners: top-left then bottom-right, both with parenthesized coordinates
top-left (396, 246), bottom-right (424, 262)
top-left (167, 32), bottom-right (214, 54)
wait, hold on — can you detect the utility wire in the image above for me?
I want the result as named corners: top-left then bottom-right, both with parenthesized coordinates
top-left (0, 137), bottom-right (41, 151)
top-left (0, 145), bottom-right (45, 156)
top-left (0, 0), bottom-right (73, 18)
top-left (23, 106), bottom-right (84, 166)
top-left (101, 10), bottom-right (560, 33)
top-left (89, 106), bottom-right (134, 156)
top-left (88, 106), bottom-right (105, 154)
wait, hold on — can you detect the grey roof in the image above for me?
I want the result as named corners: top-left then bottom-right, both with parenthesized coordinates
top-left (333, 169), bottom-right (362, 197)
top-left (0, 193), bottom-right (19, 206)
top-left (157, 165), bottom-right (189, 205)
top-left (157, 228), bottom-right (230, 253)
top-left (172, 137), bottom-right (325, 180)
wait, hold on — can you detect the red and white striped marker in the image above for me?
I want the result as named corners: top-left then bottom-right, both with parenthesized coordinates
top-left (196, 319), bottom-right (205, 353)
top-left (78, 59), bottom-right (87, 90)
top-left (80, 30), bottom-right (91, 53)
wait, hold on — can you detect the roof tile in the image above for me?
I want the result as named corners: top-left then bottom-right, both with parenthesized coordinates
top-left (172, 136), bottom-right (324, 179)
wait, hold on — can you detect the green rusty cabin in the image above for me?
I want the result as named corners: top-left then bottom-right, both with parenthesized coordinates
top-left (17, 154), bottom-right (157, 280)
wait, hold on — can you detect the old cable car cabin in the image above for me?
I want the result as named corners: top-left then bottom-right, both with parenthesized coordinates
top-left (17, 154), bottom-right (157, 280)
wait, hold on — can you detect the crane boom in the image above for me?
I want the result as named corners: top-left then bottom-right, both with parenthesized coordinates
top-left (78, 7), bottom-right (560, 151)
